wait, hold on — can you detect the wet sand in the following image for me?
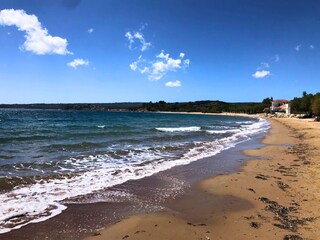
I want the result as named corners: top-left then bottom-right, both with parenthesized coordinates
top-left (87, 118), bottom-right (320, 240)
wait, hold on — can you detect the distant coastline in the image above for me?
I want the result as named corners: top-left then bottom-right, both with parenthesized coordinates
top-left (0, 103), bottom-right (144, 111)
top-left (0, 100), bottom-right (268, 115)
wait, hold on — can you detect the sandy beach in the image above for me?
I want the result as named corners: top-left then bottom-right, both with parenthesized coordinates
top-left (156, 111), bottom-right (261, 118)
top-left (2, 2), bottom-right (319, 240)
top-left (87, 118), bottom-right (320, 240)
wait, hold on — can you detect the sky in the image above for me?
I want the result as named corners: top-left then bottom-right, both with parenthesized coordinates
top-left (0, 0), bottom-right (320, 103)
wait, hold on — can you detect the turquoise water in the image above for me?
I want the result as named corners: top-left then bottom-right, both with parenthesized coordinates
top-left (0, 109), bottom-right (269, 233)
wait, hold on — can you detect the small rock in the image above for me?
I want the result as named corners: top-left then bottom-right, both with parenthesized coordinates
top-left (198, 223), bottom-right (206, 226)
top-left (277, 181), bottom-right (289, 191)
top-left (250, 222), bottom-right (261, 229)
top-left (255, 175), bottom-right (268, 180)
top-left (283, 235), bottom-right (303, 240)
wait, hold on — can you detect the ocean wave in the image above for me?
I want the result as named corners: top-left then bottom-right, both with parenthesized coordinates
top-left (155, 126), bottom-right (201, 132)
top-left (206, 129), bottom-right (241, 134)
top-left (0, 118), bottom-right (270, 234)
top-left (235, 121), bottom-right (254, 124)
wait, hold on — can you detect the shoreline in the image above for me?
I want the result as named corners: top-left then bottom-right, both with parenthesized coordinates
top-left (154, 111), bottom-right (260, 118)
top-left (87, 118), bottom-right (320, 240)
top-left (1, 114), bottom-right (266, 239)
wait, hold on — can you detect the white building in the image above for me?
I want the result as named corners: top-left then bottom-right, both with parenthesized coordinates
top-left (271, 100), bottom-right (291, 115)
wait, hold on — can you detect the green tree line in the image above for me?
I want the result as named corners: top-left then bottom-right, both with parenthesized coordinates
top-left (140, 98), bottom-right (273, 114)
top-left (141, 92), bottom-right (320, 117)
top-left (290, 91), bottom-right (320, 116)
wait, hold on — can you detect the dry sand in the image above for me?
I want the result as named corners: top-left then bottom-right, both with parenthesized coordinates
top-left (87, 118), bottom-right (320, 240)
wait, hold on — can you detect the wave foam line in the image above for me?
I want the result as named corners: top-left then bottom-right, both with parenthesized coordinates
top-left (0, 118), bottom-right (270, 234)
top-left (206, 129), bottom-right (241, 134)
top-left (155, 126), bottom-right (201, 132)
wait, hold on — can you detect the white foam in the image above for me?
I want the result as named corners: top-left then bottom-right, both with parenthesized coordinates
top-left (236, 118), bottom-right (269, 137)
top-left (0, 118), bottom-right (270, 234)
top-left (206, 129), bottom-right (241, 134)
top-left (156, 126), bottom-right (201, 132)
top-left (235, 121), bottom-right (253, 124)
top-left (97, 125), bottom-right (105, 128)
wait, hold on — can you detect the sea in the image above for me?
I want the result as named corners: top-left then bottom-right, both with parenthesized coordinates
top-left (0, 109), bottom-right (269, 234)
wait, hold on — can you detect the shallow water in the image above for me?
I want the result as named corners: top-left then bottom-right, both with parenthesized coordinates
top-left (0, 109), bottom-right (269, 233)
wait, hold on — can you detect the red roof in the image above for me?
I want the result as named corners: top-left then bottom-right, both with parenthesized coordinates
top-left (273, 100), bottom-right (290, 103)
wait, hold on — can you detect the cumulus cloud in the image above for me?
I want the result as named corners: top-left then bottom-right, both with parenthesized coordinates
top-left (125, 26), bottom-right (189, 82)
top-left (252, 70), bottom-right (270, 78)
top-left (67, 58), bottom-right (89, 69)
top-left (88, 28), bottom-right (94, 33)
top-left (125, 30), bottom-right (151, 52)
top-left (165, 80), bottom-right (181, 87)
top-left (0, 9), bottom-right (71, 55)
top-left (295, 44), bottom-right (302, 51)
top-left (310, 45), bottom-right (315, 49)
top-left (252, 60), bottom-right (271, 78)
top-left (148, 51), bottom-right (188, 80)
top-left (129, 51), bottom-right (190, 81)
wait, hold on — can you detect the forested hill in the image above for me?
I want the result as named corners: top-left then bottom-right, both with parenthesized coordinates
top-left (0, 103), bottom-right (144, 111)
top-left (140, 100), bottom-right (270, 114)
top-left (0, 99), bottom-right (273, 114)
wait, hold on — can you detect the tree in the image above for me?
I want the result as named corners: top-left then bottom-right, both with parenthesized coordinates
top-left (290, 91), bottom-right (314, 114)
top-left (262, 97), bottom-right (273, 105)
top-left (303, 91), bottom-right (307, 97)
top-left (300, 92), bottom-right (313, 113)
top-left (311, 95), bottom-right (320, 116)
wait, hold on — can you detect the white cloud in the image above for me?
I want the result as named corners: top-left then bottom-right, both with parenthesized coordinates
top-left (165, 80), bottom-right (181, 87)
top-left (310, 45), bottom-right (315, 49)
top-left (295, 44), bottom-right (302, 51)
top-left (252, 60), bottom-right (272, 78)
top-left (125, 30), bottom-right (151, 52)
top-left (67, 58), bottom-right (89, 69)
top-left (148, 51), bottom-right (190, 80)
top-left (88, 28), bottom-right (94, 33)
top-left (129, 55), bottom-right (149, 74)
top-left (125, 26), bottom-right (189, 82)
top-left (257, 62), bottom-right (270, 70)
top-left (157, 51), bottom-right (170, 60)
top-left (129, 51), bottom-right (190, 81)
top-left (129, 61), bottom-right (138, 71)
top-left (274, 54), bottom-right (280, 62)
top-left (252, 70), bottom-right (270, 78)
top-left (184, 59), bottom-right (190, 65)
top-left (0, 9), bottom-right (71, 55)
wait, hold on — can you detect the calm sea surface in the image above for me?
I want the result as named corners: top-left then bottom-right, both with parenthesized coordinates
top-left (0, 109), bottom-right (269, 233)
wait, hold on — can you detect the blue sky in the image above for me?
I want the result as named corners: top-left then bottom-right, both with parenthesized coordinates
top-left (0, 0), bottom-right (319, 103)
